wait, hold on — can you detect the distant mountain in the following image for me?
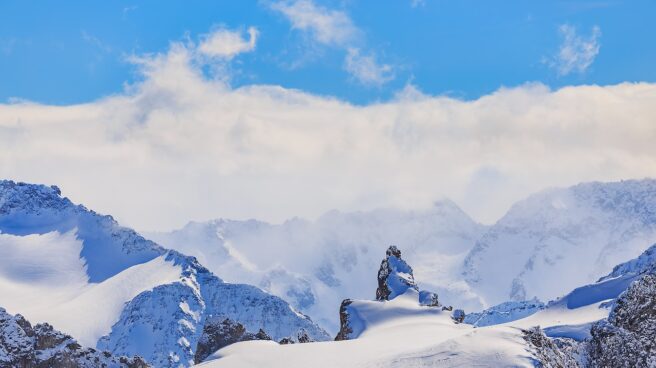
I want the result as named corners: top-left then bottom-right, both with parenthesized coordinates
top-left (463, 179), bottom-right (656, 307)
top-left (149, 200), bottom-right (487, 333)
top-left (0, 180), bottom-right (328, 367)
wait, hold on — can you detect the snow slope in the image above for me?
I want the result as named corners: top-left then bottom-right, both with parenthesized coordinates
top-left (149, 200), bottom-right (487, 333)
top-left (464, 179), bottom-right (656, 306)
top-left (0, 180), bottom-right (329, 367)
top-left (200, 239), bottom-right (656, 368)
top-left (199, 290), bottom-right (536, 368)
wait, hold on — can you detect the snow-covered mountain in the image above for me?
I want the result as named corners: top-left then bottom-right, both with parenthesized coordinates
top-left (0, 180), bottom-right (328, 367)
top-left (148, 200), bottom-right (487, 333)
top-left (201, 244), bottom-right (655, 368)
top-left (463, 179), bottom-right (656, 307)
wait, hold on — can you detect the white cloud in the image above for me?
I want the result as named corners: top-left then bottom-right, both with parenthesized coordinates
top-left (552, 24), bottom-right (601, 76)
top-left (1, 42), bottom-right (655, 232)
top-left (344, 48), bottom-right (394, 86)
top-left (270, 0), bottom-right (357, 46)
top-left (271, 0), bottom-right (394, 86)
top-left (198, 27), bottom-right (258, 59)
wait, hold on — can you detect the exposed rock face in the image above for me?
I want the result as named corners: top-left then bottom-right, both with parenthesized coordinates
top-left (587, 273), bottom-right (656, 368)
top-left (376, 246), bottom-right (418, 301)
top-left (194, 317), bottom-right (272, 364)
top-left (522, 326), bottom-right (582, 368)
top-left (296, 329), bottom-right (313, 344)
top-left (193, 318), bottom-right (271, 364)
top-left (334, 299), bottom-right (354, 341)
top-left (0, 307), bottom-right (149, 368)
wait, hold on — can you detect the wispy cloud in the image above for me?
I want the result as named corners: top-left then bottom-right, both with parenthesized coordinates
top-left (344, 48), bottom-right (394, 86)
top-left (270, 0), bottom-right (394, 86)
top-left (551, 24), bottom-right (601, 76)
top-left (270, 0), bottom-right (357, 46)
top-left (198, 27), bottom-right (258, 60)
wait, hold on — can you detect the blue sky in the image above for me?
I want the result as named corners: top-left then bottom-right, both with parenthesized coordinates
top-left (1, 0), bottom-right (654, 105)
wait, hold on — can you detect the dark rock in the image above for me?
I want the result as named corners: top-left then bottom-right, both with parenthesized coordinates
top-left (587, 273), bottom-right (656, 367)
top-left (194, 317), bottom-right (274, 364)
top-left (278, 337), bottom-right (295, 345)
top-left (375, 245), bottom-right (418, 301)
top-left (522, 326), bottom-right (581, 368)
top-left (297, 329), bottom-right (313, 343)
top-left (452, 309), bottom-right (465, 323)
top-left (254, 329), bottom-right (271, 341)
top-left (0, 307), bottom-right (150, 368)
top-left (335, 299), bottom-right (354, 341)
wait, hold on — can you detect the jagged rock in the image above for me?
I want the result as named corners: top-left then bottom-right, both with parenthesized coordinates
top-left (193, 317), bottom-right (274, 364)
top-left (334, 299), bottom-right (354, 341)
top-left (418, 291), bottom-right (440, 307)
top-left (0, 307), bottom-right (149, 368)
top-left (375, 245), bottom-right (418, 301)
top-left (587, 273), bottom-right (656, 367)
top-left (452, 309), bottom-right (465, 323)
top-left (254, 329), bottom-right (271, 341)
top-left (278, 337), bottom-right (295, 345)
top-left (441, 305), bottom-right (453, 311)
top-left (522, 326), bottom-right (581, 368)
top-left (296, 329), bottom-right (313, 343)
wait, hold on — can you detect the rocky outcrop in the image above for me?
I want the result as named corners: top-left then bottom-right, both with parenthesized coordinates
top-left (522, 326), bottom-right (582, 368)
top-left (452, 309), bottom-right (465, 323)
top-left (375, 246), bottom-right (418, 301)
top-left (0, 307), bottom-right (149, 368)
top-left (193, 317), bottom-right (272, 364)
top-left (334, 299), bottom-right (354, 341)
top-left (587, 273), bottom-right (656, 367)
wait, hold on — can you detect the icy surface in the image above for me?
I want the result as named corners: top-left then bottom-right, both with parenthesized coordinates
top-left (463, 298), bottom-right (545, 327)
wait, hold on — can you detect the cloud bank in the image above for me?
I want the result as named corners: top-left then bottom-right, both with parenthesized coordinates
top-left (0, 38), bottom-right (655, 231)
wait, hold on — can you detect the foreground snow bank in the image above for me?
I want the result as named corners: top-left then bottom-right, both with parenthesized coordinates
top-left (199, 291), bottom-right (534, 368)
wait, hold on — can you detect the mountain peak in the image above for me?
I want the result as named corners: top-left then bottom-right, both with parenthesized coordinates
top-left (376, 245), bottom-right (418, 301)
top-left (0, 180), bottom-right (78, 216)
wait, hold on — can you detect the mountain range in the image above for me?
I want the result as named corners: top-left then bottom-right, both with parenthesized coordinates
top-left (152, 179), bottom-right (656, 332)
top-left (2, 178), bottom-right (656, 367)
